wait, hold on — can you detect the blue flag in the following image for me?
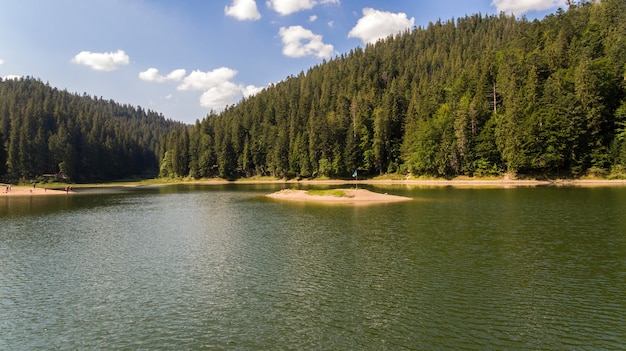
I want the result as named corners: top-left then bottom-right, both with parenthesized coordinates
top-left (352, 169), bottom-right (357, 178)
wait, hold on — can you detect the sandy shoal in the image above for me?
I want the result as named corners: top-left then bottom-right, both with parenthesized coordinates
top-left (0, 185), bottom-right (70, 196)
top-left (266, 188), bottom-right (412, 205)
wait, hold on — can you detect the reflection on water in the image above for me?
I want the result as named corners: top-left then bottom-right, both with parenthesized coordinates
top-left (1, 184), bottom-right (625, 350)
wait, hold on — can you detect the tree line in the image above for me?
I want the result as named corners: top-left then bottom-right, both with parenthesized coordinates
top-left (0, 77), bottom-right (182, 182)
top-left (160, 0), bottom-right (626, 179)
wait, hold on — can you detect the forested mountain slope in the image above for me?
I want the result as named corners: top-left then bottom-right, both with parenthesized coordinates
top-left (162, 0), bottom-right (626, 179)
top-left (0, 78), bottom-right (183, 182)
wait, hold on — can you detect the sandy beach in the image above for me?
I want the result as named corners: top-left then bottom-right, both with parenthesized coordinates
top-left (0, 185), bottom-right (71, 196)
top-left (266, 188), bottom-right (412, 204)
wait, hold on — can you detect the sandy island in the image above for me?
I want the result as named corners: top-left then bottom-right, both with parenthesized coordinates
top-left (266, 188), bottom-right (412, 205)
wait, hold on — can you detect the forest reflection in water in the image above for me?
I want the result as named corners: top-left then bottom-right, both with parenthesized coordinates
top-left (1, 184), bottom-right (625, 350)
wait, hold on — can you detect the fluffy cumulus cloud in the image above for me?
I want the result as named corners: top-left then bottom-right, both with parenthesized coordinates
top-left (225, 0), bottom-right (261, 20)
top-left (139, 68), bottom-right (187, 83)
top-left (139, 66), bottom-right (262, 110)
top-left (201, 83), bottom-right (263, 109)
top-left (279, 25), bottom-right (334, 59)
top-left (242, 84), bottom-right (264, 97)
top-left (200, 81), bottom-right (242, 109)
top-left (267, 0), bottom-right (338, 16)
top-left (154, 67), bottom-right (263, 110)
top-left (492, 0), bottom-right (566, 14)
top-left (71, 49), bottom-right (129, 71)
top-left (198, 81), bottom-right (264, 110)
top-left (348, 8), bottom-right (415, 45)
top-left (177, 67), bottom-right (239, 91)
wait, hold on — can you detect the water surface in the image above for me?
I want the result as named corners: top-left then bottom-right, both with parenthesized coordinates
top-left (1, 184), bottom-right (625, 350)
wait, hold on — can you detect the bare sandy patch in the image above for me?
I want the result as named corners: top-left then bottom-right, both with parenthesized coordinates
top-left (266, 188), bottom-right (411, 205)
top-left (0, 185), bottom-right (71, 196)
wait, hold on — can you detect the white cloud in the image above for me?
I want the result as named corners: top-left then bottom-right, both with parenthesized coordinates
top-left (2, 75), bottom-right (21, 80)
top-left (309, 15), bottom-right (317, 22)
top-left (279, 25), bottom-right (334, 59)
top-left (348, 8), bottom-right (415, 45)
top-left (0, 58), bottom-right (4, 65)
top-left (168, 67), bottom-right (263, 110)
top-left (199, 81), bottom-right (264, 110)
top-left (327, 21), bottom-right (334, 28)
top-left (491, 0), bottom-right (566, 15)
top-left (267, 0), bottom-right (339, 16)
top-left (225, 0), bottom-right (261, 20)
top-left (139, 68), bottom-right (186, 83)
top-left (199, 81), bottom-right (242, 109)
top-left (242, 84), bottom-right (264, 97)
top-left (177, 67), bottom-right (239, 91)
top-left (267, 0), bottom-right (314, 15)
top-left (71, 49), bottom-right (129, 71)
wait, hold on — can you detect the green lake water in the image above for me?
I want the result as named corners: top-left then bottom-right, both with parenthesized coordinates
top-left (1, 184), bottom-right (625, 350)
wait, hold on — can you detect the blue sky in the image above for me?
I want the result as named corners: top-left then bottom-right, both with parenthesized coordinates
top-left (0, 0), bottom-right (566, 124)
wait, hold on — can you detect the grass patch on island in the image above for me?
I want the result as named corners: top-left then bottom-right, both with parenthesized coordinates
top-left (306, 189), bottom-right (347, 197)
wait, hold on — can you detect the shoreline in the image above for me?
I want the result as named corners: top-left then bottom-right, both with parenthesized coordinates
top-left (0, 185), bottom-right (70, 197)
top-left (2, 177), bottom-right (625, 197)
top-left (218, 178), bottom-right (626, 187)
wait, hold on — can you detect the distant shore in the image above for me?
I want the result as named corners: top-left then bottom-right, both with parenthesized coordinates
top-left (2, 177), bottom-right (625, 197)
top-left (0, 185), bottom-right (70, 196)
top-left (218, 177), bottom-right (626, 187)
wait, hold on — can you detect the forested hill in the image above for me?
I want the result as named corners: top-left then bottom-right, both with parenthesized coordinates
top-left (161, 0), bottom-right (626, 180)
top-left (0, 77), bottom-right (183, 182)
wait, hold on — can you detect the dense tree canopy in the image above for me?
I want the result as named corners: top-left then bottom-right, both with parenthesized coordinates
top-left (161, 0), bottom-right (626, 179)
top-left (2, 1), bottom-right (625, 183)
top-left (0, 77), bottom-right (182, 182)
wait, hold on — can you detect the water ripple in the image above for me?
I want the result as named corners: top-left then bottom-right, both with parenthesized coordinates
top-left (1, 186), bottom-right (625, 350)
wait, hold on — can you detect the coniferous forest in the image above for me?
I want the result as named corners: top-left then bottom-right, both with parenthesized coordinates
top-left (160, 0), bottom-right (626, 179)
top-left (0, 78), bottom-right (183, 182)
top-left (2, 1), bottom-right (626, 182)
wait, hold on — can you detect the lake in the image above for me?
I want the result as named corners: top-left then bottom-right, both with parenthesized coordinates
top-left (1, 184), bottom-right (625, 350)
